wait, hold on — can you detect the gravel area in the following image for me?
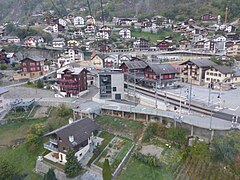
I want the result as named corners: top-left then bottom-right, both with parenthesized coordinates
top-left (140, 145), bottom-right (163, 158)
top-left (5, 86), bottom-right (55, 99)
top-left (33, 107), bottom-right (50, 118)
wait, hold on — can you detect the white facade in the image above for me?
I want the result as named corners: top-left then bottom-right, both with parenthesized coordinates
top-left (205, 68), bottom-right (232, 85)
top-left (52, 24), bottom-right (59, 33)
top-left (52, 38), bottom-right (66, 48)
top-left (119, 28), bottom-right (131, 39)
top-left (0, 88), bottom-right (8, 116)
top-left (59, 18), bottom-right (67, 27)
top-left (96, 31), bottom-right (109, 40)
top-left (74, 16), bottom-right (85, 27)
top-left (57, 56), bottom-right (71, 68)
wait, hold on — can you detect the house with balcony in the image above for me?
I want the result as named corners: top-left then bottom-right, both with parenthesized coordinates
top-left (52, 38), bottom-right (66, 48)
top-left (143, 63), bottom-right (178, 88)
top-left (119, 28), bottom-right (131, 39)
top-left (57, 65), bottom-right (88, 97)
top-left (14, 56), bottom-right (48, 80)
top-left (43, 117), bottom-right (101, 164)
top-left (180, 59), bottom-right (216, 86)
top-left (133, 38), bottom-right (150, 51)
top-left (0, 88), bottom-right (8, 117)
top-left (73, 16), bottom-right (85, 27)
top-left (24, 36), bottom-right (45, 47)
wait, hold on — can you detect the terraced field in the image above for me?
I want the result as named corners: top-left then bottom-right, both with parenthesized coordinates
top-left (173, 157), bottom-right (239, 180)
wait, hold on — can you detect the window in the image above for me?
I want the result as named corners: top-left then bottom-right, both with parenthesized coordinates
top-left (206, 78), bottom-right (210, 81)
top-left (206, 72), bottom-right (209, 75)
top-left (113, 87), bottom-right (117, 92)
top-left (219, 74), bottom-right (221, 77)
top-left (210, 73), bottom-right (213, 76)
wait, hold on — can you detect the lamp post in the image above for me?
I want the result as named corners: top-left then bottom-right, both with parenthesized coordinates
top-left (209, 97), bottom-right (213, 130)
top-left (188, 77), bottom-right (192, 113)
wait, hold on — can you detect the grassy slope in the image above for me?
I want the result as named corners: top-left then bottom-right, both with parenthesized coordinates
top-left (118, 156), bottom-right (173, 180)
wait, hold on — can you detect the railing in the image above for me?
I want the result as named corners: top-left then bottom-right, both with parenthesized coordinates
top-left (58, 79), bottom-right (78, 83)
top-left (49, 138), bottom-right (58, 145)
top-left (44, 142), bottom-right (59, 152)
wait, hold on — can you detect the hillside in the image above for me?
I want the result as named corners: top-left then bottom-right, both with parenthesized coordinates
top-left (0, 0), bottom-right (239, 23)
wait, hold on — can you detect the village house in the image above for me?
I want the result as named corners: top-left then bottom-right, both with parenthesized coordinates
top-left (200, 14), bottom-right (219, 24)
top-left (67, 39), bottom-right (79, 47)
top-left (52, 38), bottom-right (66, 48)
top-left (14, 56), bottom-right (48, 80)
top-left (119, 28), bottom-right (131, 39)
top-left (73, 16), bottom-right (85, 27)
top-left (181, 59), bottom-right (216, 86)
top-left (43, 117), bottom-right (101, 164)
top-left (24, 36), bottom-right (45, 47)
top-left (56, 65), bottom-right (88, 97)
top-left (91, 54), bottom-right (104, 69)
top-left (103, 55), bottom-right (119, 68)
top-left (100, 25), bottom-right (111, 33)
top-left (178, 39), bottom-right (192, 50)
top-left (0, 26), bottom-right (5, 37)
top-left (99, 44), bottom-right (112, 53)
top-left (1, 36), bottom-right (20, 44)
top-left (6, 53), bottom-right (18, 64)
top-left (205, 65), bottom-right (233, 89)
top-left (96, 31), bottom-right (109, 41)
top-left (156, 40), bottom-right (173, 51)
top-left (227, 44), bottom-right (240, 57)
top-left (143, 63), bottom-right (178, 88)
top-left (133, 38), bottom-right (150, 51)
top-left (212, 35), bottom-right (227, 54)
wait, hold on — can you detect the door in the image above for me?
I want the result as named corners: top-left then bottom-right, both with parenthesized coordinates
top-left (115, 94), bottom-right (121, 100)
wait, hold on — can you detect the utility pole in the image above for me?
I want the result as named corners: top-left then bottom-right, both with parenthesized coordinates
top-left (134, 70), bottom-right (136, 106)
top-left (188, 78), bottom-right (192, 113)
top-left (224, 0), bottom-right (229, 24)
top-left (155, 81), bottom-right (157, 109)
top-left (210, 97), bottom-right (213, 130)
top-left (208, 83), bottom-right (211, 106)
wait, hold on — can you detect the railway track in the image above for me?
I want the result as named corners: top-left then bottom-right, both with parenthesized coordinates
top-left (126, 83), bottom-right (237, 122)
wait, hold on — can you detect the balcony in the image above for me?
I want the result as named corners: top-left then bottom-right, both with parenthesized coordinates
top-left (49, 138), bottom-right (58, 145)
top-left (44, 141), bottom-right (59, 152)
top-left (58, 79), bottom-right (78, 83)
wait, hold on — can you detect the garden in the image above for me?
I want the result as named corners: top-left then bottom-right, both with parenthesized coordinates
top-left (94, 136), bottom-right (134, 173)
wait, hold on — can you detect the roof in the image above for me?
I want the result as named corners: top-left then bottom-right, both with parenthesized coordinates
top-left (121, 61), bottom-right (147, 70)
top-left (44, 117), bottom-right (100, 147)
top-left (182, 59), bottom-right (216, 67)
top-left (52, 38), bottom-right (65, 42)
top-left (57, 65), bottom-right (86, 75)
top-left (21, 55), bottom-right (45, 62)
top-left (211, 65), bottom-right (232, 74)
top-left (147, 63), bottom-right (178, 75)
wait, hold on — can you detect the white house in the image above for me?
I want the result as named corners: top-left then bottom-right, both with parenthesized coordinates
top-left (96, 31), bottom-right (109, 40)
top-left (43, 117), bottom-right (101, 164)
top-left (73, 16), bottom-right (85, 27)
top-left (119, 28), bottom-right (131, 39)
top-left (52, 38), bottom-right (66, 48)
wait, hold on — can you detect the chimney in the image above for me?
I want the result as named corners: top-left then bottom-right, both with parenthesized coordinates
top-left (69, 118), bottom-right (74, 124)
top-left (69, 135), bottom-right (74, 143)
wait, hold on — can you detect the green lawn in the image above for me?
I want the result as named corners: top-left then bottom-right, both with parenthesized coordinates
top-left (132, 31), bottom-right (160, 42)
top-left (95, 115), bottom-right (144, 140)
top-left (0, 142), bottom-right (45, 180)
top-left (118, 156), bottom-right (173, 180)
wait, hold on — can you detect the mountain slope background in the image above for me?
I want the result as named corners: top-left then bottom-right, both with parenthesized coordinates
top-left (0, 0), bottom-right (239, 23)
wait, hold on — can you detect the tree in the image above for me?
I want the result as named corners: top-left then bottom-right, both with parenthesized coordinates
top-left (36, 79), bottom-right (44, 88)
top-left (165, 127), bottom-right (188, 145)
top-left (64, 149), bottom-right (81, 178)
top-left (44, 168), bottom-right (57, 180)
top-left (189, 142), bottom-right (210, 161)
top-left (103, 159), bottom-right (112, 180)
top-left (0, 159), bottom-right (19, 179)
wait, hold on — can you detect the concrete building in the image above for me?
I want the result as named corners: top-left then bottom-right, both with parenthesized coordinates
top-left (98, 71), bottom-right (124, 100)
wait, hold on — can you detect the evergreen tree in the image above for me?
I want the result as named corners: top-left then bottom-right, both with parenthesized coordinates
top-left (44, 168), bottom-right (57, 180)
top-left (64, 149), bottom-right (81, 178)
top-left (103, 158), bottom-right (112, 180)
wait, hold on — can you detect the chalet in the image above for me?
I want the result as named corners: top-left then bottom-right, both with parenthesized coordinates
top-left (43, 117), bottom-right (100, 164)
top-left (143, 63), bottom-right (178, 88)
top-left (119, 61), bottom-right (147, 81)
top-left (100, 25), bottom-right (111, 33)
top-left (118, 55), bottom-right (132, 64)
top-left (201, 14), bottom-right (218, 24)
top-left (16, 56), bottom-right (48, 79)
top-left (6, 53), bottom-right (17, 64)
top-left (91, 54), bottom-right (104, 69)
top-left (84, 25), bottom-right (95, 34)
top-left (1, 36), bottom-right (20, 44)
top-left (133, 38), bottom-right (150, 51)
top-left (212, 35), bottom-right (226, 54)
top-left (156, 40), bottom-right (173, 51)
top-left (180, 59), bottom-right (216, 86)
top-left (103, 55), bottom-right (119, 68)
top-left (52, 38), bottom-right (65, 48)
top-left (0, 26), bottom-right (5, 37)
top-left (99, 44), bottom-right (112, 53)
top-left (178, 39), bottom-right (191, 50)
top-left (85, 16), bottom-right (95, 26)
top-left (119, 28), bottom-right (131, 39)
top-left (24, 36), bottom-right (45, 47)
top-left (227, 44), bottom-right (240, 57)
top-left (57, 65), bottom-right (88, 97)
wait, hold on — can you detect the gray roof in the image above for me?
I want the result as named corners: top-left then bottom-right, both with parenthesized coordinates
top-left (57, 65), bottom-right (86, 75)
top-left (183, 59), bottom-right (216, 67)
top-left (45, 117), bottom-right (100, 147)
top-left (121, 61), bottom-right (147, 70)
top-left (212, 65), bottom-right (232, 74)
top-left (52, 38), bottom-right (65, 42)
top-left (22, 55), bottom-right (45, 62)
top-left (147, 63), bottom-right (178, 75)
